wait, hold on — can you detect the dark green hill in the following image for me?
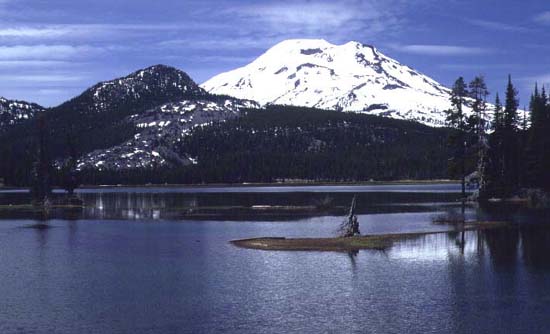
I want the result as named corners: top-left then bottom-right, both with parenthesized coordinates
top-left (78, 106), bottom-right (454, 185)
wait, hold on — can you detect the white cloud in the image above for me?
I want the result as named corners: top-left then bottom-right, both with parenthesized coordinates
top-left (0, 74), bottom-right (86, 82)
top-left (466, 19), bottom-right (530, 32)
top-left (234, 2), bottom-right (358, 29)
top-left (533, 11), bottom-right (550, 25)
top-left (188, 55), bottom-right (255, 64)
top-left (0, 2), bottom-right (426, 54)
top-left (0, 60), bottom-right (75, 67)
top-left (159, 36), bottom-right (283, 51)
top-left (0, 44), bottom-right (108, 60)
top-left (391, 44), bottom-right (493, 56)
top-left (223, 0), bottom-right (408, 41)
top-left (0, 23), bottom-right (222, 41)
top-left (0, 26), bottom-right (69, 38)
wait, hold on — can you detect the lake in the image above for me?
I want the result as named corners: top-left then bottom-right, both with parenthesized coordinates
top-left (1, 184), bottom-right (549, 333)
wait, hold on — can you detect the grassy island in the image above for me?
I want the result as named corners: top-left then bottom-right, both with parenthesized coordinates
top-left (231, 221), bottom-right (510, 252)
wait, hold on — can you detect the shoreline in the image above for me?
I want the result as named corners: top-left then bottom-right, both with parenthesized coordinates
top-left (0, 179), bottom-right (460, 191)
top-left (231, 221), bottom-right (510, 252)
top-left (82, 179), bottom-right (460, 188)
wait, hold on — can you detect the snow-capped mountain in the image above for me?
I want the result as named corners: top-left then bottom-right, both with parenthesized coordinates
top-left (78, 99), bottom-right (257, 170)
top-left (0, 97), bottom-right (44, 132)
top-left (202, 39), bottom-right (471, 127)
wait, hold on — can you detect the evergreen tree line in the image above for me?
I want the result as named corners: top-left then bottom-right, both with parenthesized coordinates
top-left (75, 107), bottom-right (454, 185)
top-left (445, 75), bottom-right (550, 199)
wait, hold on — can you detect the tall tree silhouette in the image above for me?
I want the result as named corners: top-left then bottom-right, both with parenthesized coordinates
top-left (30, 116), bottom-right (52, 206)
top-left (502, 75), bottom-right (520, 194)
top-left (484, 93), bottom-right (504, 196)
top-left (445, 77), bottom-right (471, 198)
top-left (469, 76), bottom-right (490, 195)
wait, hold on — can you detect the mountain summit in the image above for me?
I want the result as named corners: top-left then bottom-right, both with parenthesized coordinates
top-left (202, 39), bottom-right (458, 127)
top-left (57, 64), bottom-right (207, 114)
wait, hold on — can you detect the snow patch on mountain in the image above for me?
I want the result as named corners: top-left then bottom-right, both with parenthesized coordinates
top-left (0, 97), bottom-right (44, 132)
top-left (78, 99), bottom-right (257, 170)
top-left (202, 39), bottom-right (490, 127)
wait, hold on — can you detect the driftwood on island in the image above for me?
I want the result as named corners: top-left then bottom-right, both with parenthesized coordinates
top-left (339, 196), bottom-right (360, 237)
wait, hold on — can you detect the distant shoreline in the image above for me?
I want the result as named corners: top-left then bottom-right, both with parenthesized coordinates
top-left (66, 179), bottom-right (459, 189)
top-left (0, 180), bottom-right (461, 192)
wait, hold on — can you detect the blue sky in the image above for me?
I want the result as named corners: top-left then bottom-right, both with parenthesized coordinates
top-left (0, 0), bottom-right (549, 107)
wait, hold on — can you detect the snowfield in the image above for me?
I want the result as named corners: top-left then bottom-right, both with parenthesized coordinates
top-left (202, 39), bottom-right (495, 127)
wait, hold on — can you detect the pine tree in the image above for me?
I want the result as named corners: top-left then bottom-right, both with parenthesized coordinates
top-left (469, 76), bottom-right (490, 196)
top-left (445, 77), bottom-right (471, 197)
top-left (484, 93), bottom-right (504, 196)
top-left (30, 116), bottom-right (52, 206)
top-left (469, 76), bottom-right (490, 135)
top-left (61, 133), bottom-right (80, 196)
top-left (540, 85), bottom-right (550, 189)
top-left (525, 84), bottom-right (548, 189)
top-left (504, 75), bottom-right (519, 131)
top-left (501, 75), bottom-right (520, 194)
top-left (446, 77), bottom-right (468, 130)
top-left (493, 93), bottom-right (503, 131)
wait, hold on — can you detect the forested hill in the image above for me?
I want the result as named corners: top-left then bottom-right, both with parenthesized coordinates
top-left (0, 65), bottom-right (254, 185)
top-left (79, 106), bottom-right (454, 185)
top-left (0, 64), bottom-right (455, 186)
top-left (0, 65), bottom-right (207, 160)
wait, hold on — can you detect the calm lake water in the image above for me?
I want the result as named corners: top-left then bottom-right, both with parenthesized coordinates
top-left (1, 184), bottom-right (549, 333)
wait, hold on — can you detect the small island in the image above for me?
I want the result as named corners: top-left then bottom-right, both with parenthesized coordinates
top-left (231, 221), bottom-right (509, 252)
top-left (231, 196), bottom-right (510, 252)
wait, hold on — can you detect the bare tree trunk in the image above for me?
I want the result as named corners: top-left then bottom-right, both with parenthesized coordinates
top-left (339, 196), bottom-right (360, 237)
